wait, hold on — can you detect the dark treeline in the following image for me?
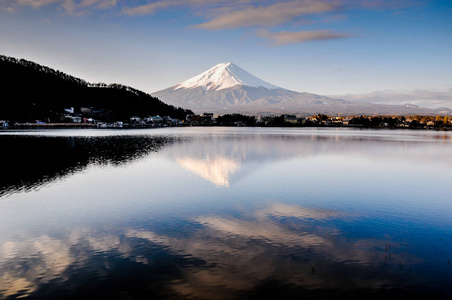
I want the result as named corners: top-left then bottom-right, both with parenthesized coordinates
top-left (216, 114), bottom-right (257, 126)
top-left (0, 55), bottom-right (193, 122)
top-left (201, 113), bottom-right (450, 128)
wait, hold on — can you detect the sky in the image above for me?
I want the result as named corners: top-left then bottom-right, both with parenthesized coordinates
top-left (1, 0), bottom-right (452, 108)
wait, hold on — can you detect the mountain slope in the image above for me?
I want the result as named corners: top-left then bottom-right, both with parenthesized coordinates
top-left (0, 55), bottom-right (192, 122)
top-left (153, 63), bottom-right (452, 116)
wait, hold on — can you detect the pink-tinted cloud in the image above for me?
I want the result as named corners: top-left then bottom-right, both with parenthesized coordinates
top-left (194, 1), bottom-right (340, 30)
top-left (121, 1), bottom-right (175, 16)
top-left (15, 0), bottom-right (60, 9)
top-left (4, 0), bottom-right (117, 14)
top-left (349, 0), bottom-right (423, 10)
top-left (3, 0), bottom-right (422, 45)
top-left (80, 0), bottom-right (117, 10)
top-left (258, 29), bottom-right (352, 46)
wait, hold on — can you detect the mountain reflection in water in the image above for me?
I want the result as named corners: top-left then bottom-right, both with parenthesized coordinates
top-left (166, 132), bottom-right (452, 187)
top-left (0, 128), bottom-right (451, 299)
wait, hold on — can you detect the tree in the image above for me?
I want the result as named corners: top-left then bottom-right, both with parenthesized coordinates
top-left (316, 114), bottom-right (329, 121)
top-left (370, 116), bottom-right (382, 127)
top-left (435, 115), bottom-right (442, 126)
top-left (444, 115), bottom-right (449, 127)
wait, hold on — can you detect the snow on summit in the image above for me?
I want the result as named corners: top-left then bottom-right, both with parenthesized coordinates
top-left (175, 62), bottom-right (281, 91)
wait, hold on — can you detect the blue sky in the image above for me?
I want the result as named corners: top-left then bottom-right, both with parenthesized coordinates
top-left (1, 0), bottom-right (451, 107)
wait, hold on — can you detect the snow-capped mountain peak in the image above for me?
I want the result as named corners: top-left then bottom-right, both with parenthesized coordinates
top-left (175, 62), bottom-right (281, 91)
top-left (153, 63), bottom-right (452, 116)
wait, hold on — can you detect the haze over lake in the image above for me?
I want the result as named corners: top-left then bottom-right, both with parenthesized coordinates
top-left (1, 127), bottom-right (451, 299)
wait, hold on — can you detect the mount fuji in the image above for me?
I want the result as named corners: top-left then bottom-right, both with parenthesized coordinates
top-left (153, 63), bottom-right (451, 116)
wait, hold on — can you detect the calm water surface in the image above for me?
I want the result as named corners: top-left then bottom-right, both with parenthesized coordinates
top-left (0, 127), bottom-right (451, 299)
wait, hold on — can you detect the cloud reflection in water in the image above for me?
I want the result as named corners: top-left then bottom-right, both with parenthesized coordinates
top-left (1, 128), bottom-right (451, 298)
top-left (0, 202), bottom-right (421, 299)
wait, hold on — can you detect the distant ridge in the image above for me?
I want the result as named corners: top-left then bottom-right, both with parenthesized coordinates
top-left (153, 63), bottom-right (452, 116)
top-left (0, 55), bottom-right (193, 122)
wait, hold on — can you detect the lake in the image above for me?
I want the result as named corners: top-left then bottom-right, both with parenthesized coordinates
top-left (0, 127), bottom-right (451, 299)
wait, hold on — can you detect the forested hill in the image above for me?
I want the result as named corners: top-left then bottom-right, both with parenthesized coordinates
top-left (0, 55), bottom-right (193, 122)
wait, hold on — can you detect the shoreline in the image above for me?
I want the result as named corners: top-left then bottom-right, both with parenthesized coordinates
top-left (12, 123), bottom-right (97, 129)
top-left (2, 123), bottom-right (450, 131)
